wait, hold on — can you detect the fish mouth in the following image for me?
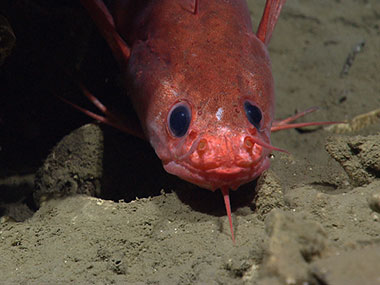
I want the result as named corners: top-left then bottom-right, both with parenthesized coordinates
top-left (158, 131), bottom-right (281, 190)
top-left (163, 153), bottom-right (271, 191)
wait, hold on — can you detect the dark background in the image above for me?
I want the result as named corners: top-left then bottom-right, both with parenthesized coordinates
top-left (1, 0), bottom-right (119, 176)
top-left (0, 0), bottom-right (257, 217)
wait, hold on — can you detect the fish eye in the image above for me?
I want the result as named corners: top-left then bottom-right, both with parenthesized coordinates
top-left (168, 102), bottom-right (192, 137)
top-left (244, 101), bottom-right (262, 130)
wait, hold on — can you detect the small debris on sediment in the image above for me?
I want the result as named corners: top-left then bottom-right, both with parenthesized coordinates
top-left (340, 40), bottom-right (365, 77)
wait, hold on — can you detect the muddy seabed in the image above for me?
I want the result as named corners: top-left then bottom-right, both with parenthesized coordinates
top-left (1, 0), bottom-right (380, 284)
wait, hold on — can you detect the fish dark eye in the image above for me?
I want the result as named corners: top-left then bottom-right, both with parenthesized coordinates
top-left (168, 102), bottom-right (191, 137)
top-left (244, 101), bottom-right (262, 130)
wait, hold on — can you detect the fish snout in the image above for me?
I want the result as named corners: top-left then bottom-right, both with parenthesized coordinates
top-left (186, 134), bottom-right (266, 172)
top-left (164, 133), bottom-right (272, 191)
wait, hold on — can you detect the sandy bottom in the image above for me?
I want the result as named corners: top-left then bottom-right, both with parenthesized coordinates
top-left (1, 0), bottom-right (380, 284)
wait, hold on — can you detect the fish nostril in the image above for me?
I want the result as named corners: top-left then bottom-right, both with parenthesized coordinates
top-left (197, 138), bottom-right (208, 154)
top-left (244, 136), bottom-right (254, 150)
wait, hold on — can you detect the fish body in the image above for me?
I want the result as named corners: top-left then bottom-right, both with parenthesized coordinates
top-left (78, 0), bottom-right (295, 241)
top-left (112, 0), bottom-right (275, 191)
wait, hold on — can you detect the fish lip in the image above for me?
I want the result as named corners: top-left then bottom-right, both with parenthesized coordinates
top-left (172, 155), bottom-right (260, 176)
top-left (163, 156), bottom-right (270, 191)
top-left (205, 166), bottom-right (245, 175)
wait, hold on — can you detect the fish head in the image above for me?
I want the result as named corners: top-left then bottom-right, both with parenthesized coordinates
top-left (127, 32), bottom-right (276, 191)
top-left (158, 96), bottom-right (275, 191)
